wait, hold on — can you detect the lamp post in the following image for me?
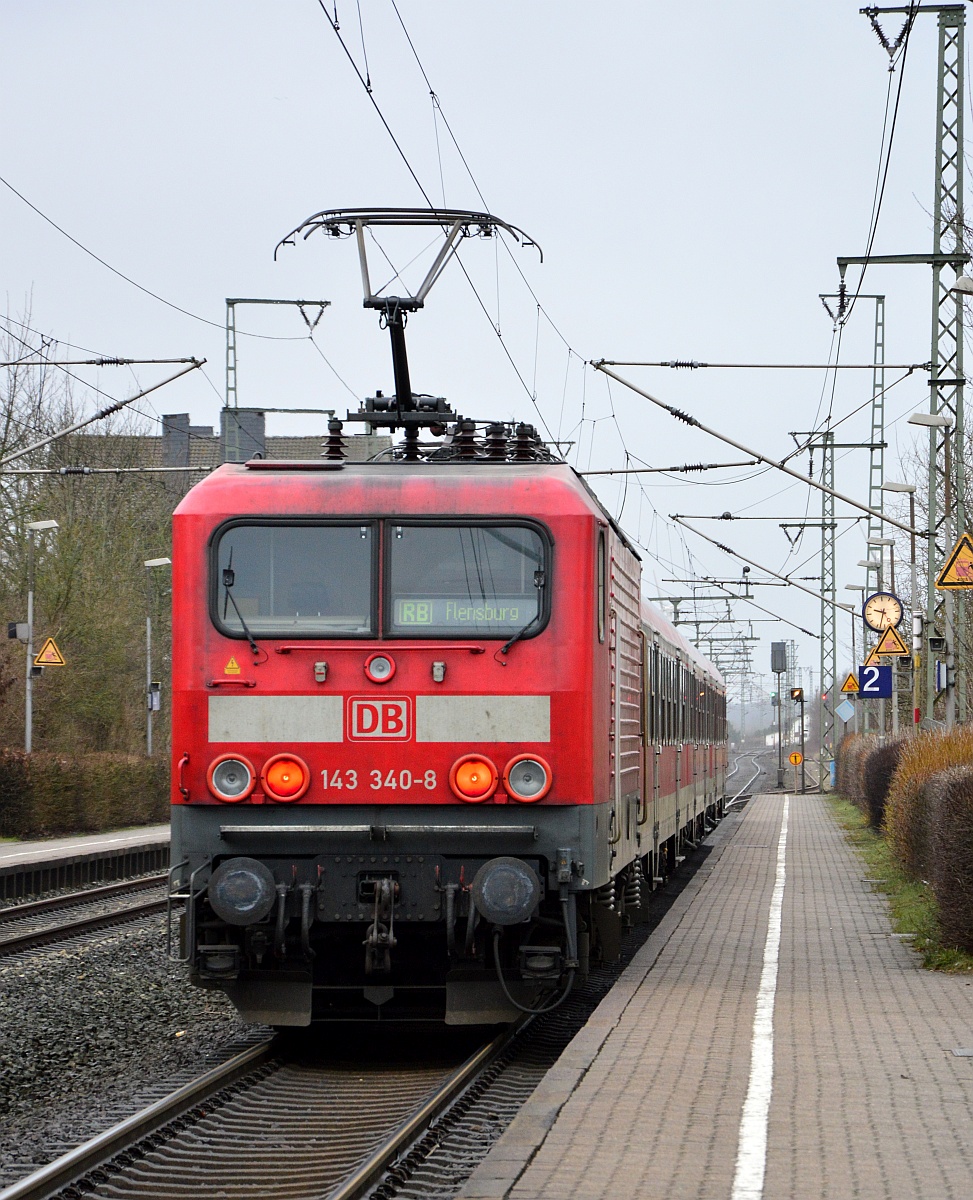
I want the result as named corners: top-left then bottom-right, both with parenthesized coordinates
top-left (845, 584), bottom-right (866, 734)
top-left (908, 411), bottom-right (955, 725)
top-left (144, 557), bottom-right (171, 757)
top-left (882, 481), bottom-right (918, 732)
top-left (25, 519), bottom-right (59, 753)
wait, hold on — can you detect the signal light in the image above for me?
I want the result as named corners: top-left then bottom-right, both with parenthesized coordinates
top-left (260, 753), bottom-right (310, 802)
top-left (449, 754), bottom-right (499, 802)
top-left (502, 754), bottom-right (552, 802)
top-left (207, 755), bottom-right (256, 803)
top-left (790, 688), bottom-right (804, 702)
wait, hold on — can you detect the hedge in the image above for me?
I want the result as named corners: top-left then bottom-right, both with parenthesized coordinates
top-left (0, 751), bottom-right (168, 840)
top-left (835, 733), bottom-right (879, 811)
top-left (884, 726), bottom-right (973, 879)
top-left (929, 765), bottom-right (973, 953)
top-left (861, 738), bottom-right (906, 830)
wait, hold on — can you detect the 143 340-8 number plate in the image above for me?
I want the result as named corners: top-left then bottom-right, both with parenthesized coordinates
top-left (321, 768), bottom-right (438, 793)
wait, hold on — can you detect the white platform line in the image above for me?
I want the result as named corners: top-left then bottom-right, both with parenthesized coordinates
top-left (731, 795), bottom-right (790, 1200)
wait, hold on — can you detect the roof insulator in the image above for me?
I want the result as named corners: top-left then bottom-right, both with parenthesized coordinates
top-left (322, 417), bottom-right (346, 460)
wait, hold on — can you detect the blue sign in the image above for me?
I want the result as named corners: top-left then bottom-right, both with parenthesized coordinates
top-left (858, 664), bottom-right (892, 698)
top-left (835, 698), bottom-right (856, 723)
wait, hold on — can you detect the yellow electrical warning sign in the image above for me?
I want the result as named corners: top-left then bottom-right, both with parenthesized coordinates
top-left (840, 672), bottom-right (859, 693)
top-left (34, 637), bottom-right (65, 667)
top-left (874, 624), bottom-right (911, 657)
top-left (224, 657), bottom-right (241, 675)
top-left (936, 532), bottom-right (973, 589)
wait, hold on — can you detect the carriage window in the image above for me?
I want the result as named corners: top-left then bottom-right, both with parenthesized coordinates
top-left (387, 523), bottom-right (547, 637)
top-left (214, 523), bottom-right (374, 636)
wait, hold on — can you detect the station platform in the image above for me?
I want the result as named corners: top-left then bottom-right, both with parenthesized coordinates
top-left (0, 825), bottom-right (169, 899)
top-left (458, 793), bottom-right (973, 1200)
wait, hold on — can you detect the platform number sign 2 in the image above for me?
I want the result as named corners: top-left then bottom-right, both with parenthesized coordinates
top-left (858, 664), bottom-right (892, 699)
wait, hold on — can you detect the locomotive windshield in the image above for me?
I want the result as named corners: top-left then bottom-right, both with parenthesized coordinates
top-left (214, 523), bottom-right (374, 635)
top-left (387, 523), bottom-right (546, 637)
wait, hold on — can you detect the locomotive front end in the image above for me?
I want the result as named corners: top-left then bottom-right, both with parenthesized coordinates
top-left (169, 461), bottom-right (607, 1025)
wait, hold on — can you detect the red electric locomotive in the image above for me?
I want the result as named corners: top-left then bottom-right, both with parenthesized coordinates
top-left (167, 208), bottom-right (726, 1024)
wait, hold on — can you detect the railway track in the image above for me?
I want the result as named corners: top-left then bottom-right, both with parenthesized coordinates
top-left (1, 821), bottom-right (727, 1200)
top-left (726, 749), bottom-right (771, 805)
top-left (0, 876), bottom-right (168, 957)
top-left (0, 1030), bottom-right (504, 1200)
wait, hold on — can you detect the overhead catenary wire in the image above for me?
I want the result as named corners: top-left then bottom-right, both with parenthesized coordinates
top-left (591, 362), bottom-right (923, 537)
top-left (0, 173), bottom-right (304, 342)
top-left (0, 361), bottom-right (205, 467)
top-left (672, 516), bottom-right (866, 621)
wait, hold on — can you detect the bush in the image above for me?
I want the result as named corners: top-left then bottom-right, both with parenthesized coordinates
top-left (0, 751), bottom-right (168, 840)
top-left (885, 726), bottom-right (973, 878)
top-left (929, 765), bottom-right (973, 954)
top-left (862, 738), bottom-right (906, 829)
top-left (836, 733), bottom-right (879, 811)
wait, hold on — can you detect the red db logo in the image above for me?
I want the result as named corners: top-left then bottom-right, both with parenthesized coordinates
top-left (348, 697), bottom-right (412, 740)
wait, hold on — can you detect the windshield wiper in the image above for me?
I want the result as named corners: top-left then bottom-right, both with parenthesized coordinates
top-left (221, 553), bottom-right (261, 658)
top-left (498, 569), bottom-right (545, 659)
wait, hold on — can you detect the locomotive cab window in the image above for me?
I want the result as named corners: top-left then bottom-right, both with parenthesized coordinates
top-left (387, 523), bottom-right (548, 638)
top-left (213, 522), bottom-right (375, 636)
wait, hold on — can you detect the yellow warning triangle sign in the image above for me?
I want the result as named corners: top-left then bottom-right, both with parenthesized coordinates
top-left (34, 637), bottom-right (65, 667)
top-left (863, 644), bottom-right (882, 667)
top-left (936, 532), bottom-right (973, 589)
top-left (840, 672), bottom-right (859, 693)
top-left (224, 657), bottom-right (241, 675)
top-left (875, 624), bottom-right (910, 657)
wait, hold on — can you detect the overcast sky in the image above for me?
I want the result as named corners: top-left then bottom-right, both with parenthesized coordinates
top-left (0, 1), bottom-right (961, 714)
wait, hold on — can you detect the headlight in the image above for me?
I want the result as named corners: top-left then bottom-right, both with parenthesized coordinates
top-left (207, 857), bottom-right (276, 925)
top-left (449, 754), bottom-right (499, 802)
top-left (503, 755), bottom-right (552, 802)
top-left (260, 753), bottom-right (310, 802)
top-left (207, 755), bottom-right (256, 803)
top-left (472, 857), bottom-right (540, 925)
top-left (364, 653), bottom-right (396, 683)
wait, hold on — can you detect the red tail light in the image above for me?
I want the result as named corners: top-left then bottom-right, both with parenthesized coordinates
top-left (449, 754), bottom-right (499, 802)
top-left (261, 753), bottom-right (310, 802)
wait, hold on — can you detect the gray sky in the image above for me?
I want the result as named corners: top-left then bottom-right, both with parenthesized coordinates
top-left (0, 2), bottom-right (959, 711)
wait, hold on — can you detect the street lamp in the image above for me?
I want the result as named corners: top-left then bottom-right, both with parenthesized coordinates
top-left (25, 520), bottom-right (59, 753)
top-left (883, 481), bottom-right (920, 731)
top-left (144, 557), bottom-right (171, 757)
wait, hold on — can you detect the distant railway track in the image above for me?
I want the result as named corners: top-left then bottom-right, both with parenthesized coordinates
top-left (726, 750), bottom-right (771, 806)
top-left (1, 1032), bottom-right (504, 1200)
top-left (0, 875), bottom-right (168, 957)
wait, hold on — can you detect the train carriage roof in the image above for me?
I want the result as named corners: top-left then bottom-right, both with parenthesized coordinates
top-left (640, 600), bottom-right (724, 690)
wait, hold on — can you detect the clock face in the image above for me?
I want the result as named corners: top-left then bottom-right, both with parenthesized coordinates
top-left (863, 591), bottom-right (903, 632)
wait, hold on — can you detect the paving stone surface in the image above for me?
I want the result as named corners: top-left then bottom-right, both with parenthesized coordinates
top-left (457, 793), bottom-right (973, 1199)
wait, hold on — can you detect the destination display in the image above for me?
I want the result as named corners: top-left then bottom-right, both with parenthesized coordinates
top-left (392, 596), bottom-right (535, 631)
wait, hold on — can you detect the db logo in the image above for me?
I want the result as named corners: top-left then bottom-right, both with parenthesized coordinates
top-left (348, 696), bottom-right (412, 740)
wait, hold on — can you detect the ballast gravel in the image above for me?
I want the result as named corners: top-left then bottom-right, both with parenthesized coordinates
top-left (0, 914), bottom-right (259, 1187)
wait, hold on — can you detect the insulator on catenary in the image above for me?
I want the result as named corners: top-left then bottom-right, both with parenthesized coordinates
top-left (322, 417), bottom-right (346, 460)
top-left (663, 360), bottom-right (706, 369)
top-left (58, 466), bottom-right (93, 475)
